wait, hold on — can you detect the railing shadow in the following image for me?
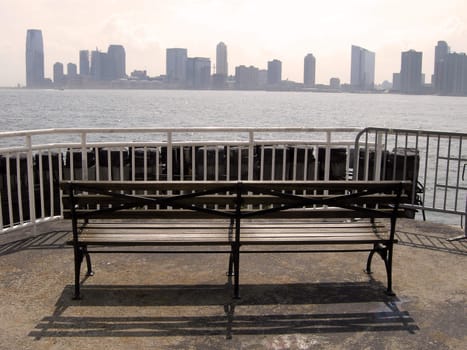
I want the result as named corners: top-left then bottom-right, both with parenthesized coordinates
top-left (0, 230), bottom-right (70, 256)
top-left (30, 281), bottom-right (418, 339)
top-left (396, 230), bottom-right (467, 256)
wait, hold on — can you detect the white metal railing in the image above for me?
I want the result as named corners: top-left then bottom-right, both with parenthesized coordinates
top-left (0, 127), bottom-right (466, 236)
top-left (354, 127), bottom-right (467, 232)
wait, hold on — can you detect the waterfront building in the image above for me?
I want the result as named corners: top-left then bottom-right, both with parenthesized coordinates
top-left (235, 65), bottom-right (260, 89)
top-left (107, 45), bottom-right (126, 80)
top-left (130, 70), bottom-right (148, 80)
top-left (433, 41), bottom-right (450, 93)
top-left (53, 62), bottom-right (64, 86)
top-left (79, 50), bottom-right (90, 76)
top-left (330, 77), bottom-right (340, 89)
top-left (25, 29), bottom-right (45, 87)
top-left (267, 59), bottom-right (282, 85)
top-left (90, 49), bottom-right (106, 81)
top-left (212, 42), bottom-right (228, 89)
top-left (400, 50), bottom-right (423, 94)
top-left (216, 42), bottom-right (228, 76)
top-left (303, 54), bottom-right (316, 87)
top-left (443, 52), bottom-right (467, 96)
top-left (350, 45), bottom-right (375, 91)
top-left (186, 57), bottom-right (211, 89)
top-left (258, 69), bottom-right (267, 88)
top-left (166, 48), bottom-right (188, 86)
top-left (392, 73), bottom-right (401, 91)
top-left (67, 63), bottom-right (77, 78)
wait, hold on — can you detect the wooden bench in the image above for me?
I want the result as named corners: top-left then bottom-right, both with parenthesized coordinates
top-left (61, 180), bottom-right (408, 300)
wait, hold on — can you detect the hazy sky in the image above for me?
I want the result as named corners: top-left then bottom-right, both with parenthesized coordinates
top-left (1, 0), bottom-right (467, 87)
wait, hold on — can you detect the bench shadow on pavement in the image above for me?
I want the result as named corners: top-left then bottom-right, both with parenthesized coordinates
top-left (30, 281), bottom-right (418, 339)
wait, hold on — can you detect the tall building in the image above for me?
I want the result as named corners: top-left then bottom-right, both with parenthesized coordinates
top-left (444, 53), bottom-right (467, 96)
top-left (107, 45), bottom-right (126, 80)
top-left (67, 63), bottom-right (78, 78)
top-left (79, 50), bottom-right (90, 76)
top-left (392, 73), bottom-right (401, 91)
top-left (400, 50), bottom-right (423, 94)
top-left (53, 62), bottom-right (64, 85)
top-left (186, 57), bottom-right (211, 89)
top-left (350, 45), bottom-right (375, 91)
top-left (433, 41), bottom-right (450, 93)
top-left (90, 49), bottom-right (106, 80)
top-left (303, 53), bottom-right (316, 87)
top-left (25, 29), bottom-right (45, 87)
top-left (267, 59), bottom-right (282, 85)
top-left (216, 42), bottom-right (228, 76)
top-left (166, 48), bottom-right (188, 85)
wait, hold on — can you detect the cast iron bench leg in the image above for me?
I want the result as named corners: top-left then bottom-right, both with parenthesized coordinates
top-left (83, 246), bottom-right (94, 276)
top-left (73, 246), bottom-right (83, 300)
top-left (232, 244), bottom-right (241, 299)
top-left (366, 243), bottom-right (395, 296)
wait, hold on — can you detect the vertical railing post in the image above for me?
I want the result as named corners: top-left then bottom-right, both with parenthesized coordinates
top-left (81, 132), bottom-right (88, 181)
top-left (374, 131), bottom-right (383, 181)
top-left (167, 131), bottom-right (173, 181)
top-left (324, 131), bottom-right (331, 181)
top-left (248, 131), bottom-right (254, 181)
top-left (26, 135), bottom-right (36, 234)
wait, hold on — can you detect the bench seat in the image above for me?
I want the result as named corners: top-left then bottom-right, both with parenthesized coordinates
top-left (72, 220), bottom-right (233, 246)
top-left (239, 219), bottom-right (390, 245)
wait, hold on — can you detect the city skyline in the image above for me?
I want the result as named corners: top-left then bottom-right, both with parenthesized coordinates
top-left (21, 33), bottom-right (467, 95)
top-left (1, 0), bottom-right (467, 87)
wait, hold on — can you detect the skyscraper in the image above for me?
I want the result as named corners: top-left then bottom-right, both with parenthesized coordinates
top-left (303, 53), bottom-right (316, 87)
top-left (79, 50), bottom-right (90, 76)
top-left (25, 29), bottom-right (45, 87)
top-left (216, 42), bottom-right (228, 76)
top-left (350, 45), bottom-right (375, 91)
top-left (433, 41), bottom-right (450, 93)
top-left (107, 45), bottom-right (126, 80)
top-left (53, 62), bottom-right (64, 85)
top-left (400, 50), bottom-right (423, 94)
top-left (90, 49), bottom-right (106, 80)
top-left (166, 48), bottom-right (188, 85)
top-left (444, 52), bottom-right (467, 96)
top-left (267, 59), bottom-right (282, 85)
top-left (67, 63), bottom-right (78, 78)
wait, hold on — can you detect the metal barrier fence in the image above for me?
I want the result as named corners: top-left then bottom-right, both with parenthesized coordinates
top-left (0, 127), bottom-right (466, 237)
top-left (354, 127), bottom-right (467, 234)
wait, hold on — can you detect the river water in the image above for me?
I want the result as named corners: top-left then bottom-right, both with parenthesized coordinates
top-left (0, 89), bottom-right (466, 132)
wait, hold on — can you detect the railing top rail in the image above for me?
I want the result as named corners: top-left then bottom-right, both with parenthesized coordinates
top-left (0, 127), bottom-right (362, 139)
top-left (358, 127), bottom-right (467, 138)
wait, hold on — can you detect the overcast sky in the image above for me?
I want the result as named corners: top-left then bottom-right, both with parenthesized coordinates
top-left (1, 0), bottom-right (466, 87)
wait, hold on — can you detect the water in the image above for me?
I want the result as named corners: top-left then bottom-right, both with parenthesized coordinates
top-left (0, 89), bottom-right (466, 132)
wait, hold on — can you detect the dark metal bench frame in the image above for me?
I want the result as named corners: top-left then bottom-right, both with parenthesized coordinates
top-left (61, 180), bottom-right (408, 300)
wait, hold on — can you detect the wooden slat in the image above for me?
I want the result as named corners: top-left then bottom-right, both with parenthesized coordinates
top-left (60, 180), bottom-right (411, 192)
top-left (62, 193), bottom-right (405, 206)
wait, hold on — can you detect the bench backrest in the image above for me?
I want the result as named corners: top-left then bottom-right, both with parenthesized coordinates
top-left (60, 180), bottom-right (410, 222)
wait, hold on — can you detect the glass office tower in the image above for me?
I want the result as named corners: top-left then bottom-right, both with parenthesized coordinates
top-left (26, 29), bottom-right (45, 87)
